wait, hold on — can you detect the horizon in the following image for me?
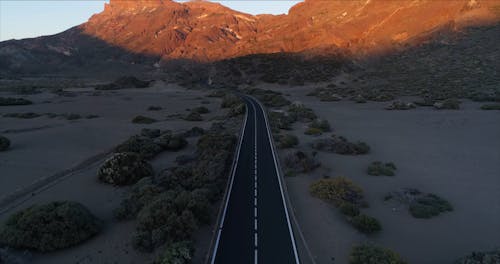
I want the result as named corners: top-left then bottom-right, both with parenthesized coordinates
top-left (0, 0), bottom-right (300, 41)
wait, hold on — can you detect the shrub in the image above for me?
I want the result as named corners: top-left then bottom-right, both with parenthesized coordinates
top-left (65, 113), bottom-right (81, 120)
top-left (353, 95), bottom-right (367, 103)
top-left (148, 106), bottom-right (162, 111)
top-left (349, 244), bottom-right (407, 264)
top-left (434, 98), bottom-right (460, 110)
top-left (367, 161), bottom-right (397, 176)
top-left (350, 214), bottom-right (382, 234)
top-left (311, 135), bottom-right (370, 155)
top-left (141, 128), bottom-right (161, 138)
top-left (261, 94), bottom-right (291, 107)
top-left (192, 106), bottom-right (210, 114)
top-left (156, 241), bottom-right (194, 264)
top-left (183, 127), bottom-right (205, 137)
top-left (4, 112), bottom-right (41, 119)
top-left (221, 94), bottom-right (242, 108)
top-left (385, 101), bottom-right (416, 110)
top-left (455, 249), bottom-right (500, 264)
top-left (98, 152), bottom-right (153, 186)
top-left (114, 178), bottom-right (163, 220)
top-left (309, 119), bottom-right (331, 132)
top-left (339, 203), bottom-right (360, 217)
top-left (132, 115), bottom-right (157, 124)
top-left (269, 111), bottom-right (295, 131)
top-left (183, 112), bottom-right (203, 121)
top-left (0, 97), bottom-right (32, 106)
top-left (309, 177), bottom-right (364, 206)
top-left (95, 76), bottom-right (151, 90)
top-left (288, 103), bottom-right (317, 122)
top-left (284, 151), bottom-right (320, 174)
top-left (116, 135), bottom-right (163, 159)
top-left (85, 114), bottom-right (99, 119)
top-left (155, 133), bottom-right (188, 151)
top-left (481, 104), bottom-right (500, 110)
top-left (304, 127), bottom-right (323, 136)
top-left (276, 134), bottom-right (298, 149)
top-left (207, 90), bottom-right (226, 98)
top-left (227, 103), bottom-right (245, 117)
top-left (409, 194), bottom-right (453, 219)
top-left (0, 136), bottom-right (10, 151)
top-left (0, 201), bottom-right (101, 252)
top-left (318, 92), bottom-right (342, 102)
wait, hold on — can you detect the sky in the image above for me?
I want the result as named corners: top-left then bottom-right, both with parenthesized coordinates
top-left (0, 0), bottom-right (300, 41)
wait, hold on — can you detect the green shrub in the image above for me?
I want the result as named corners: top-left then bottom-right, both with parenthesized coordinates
top-left (350, 244), bottom-right (407, 264)
top-left (0, 201), bottom-right (101, 252)
top-left (192, 106), bottom-right (210, 114)
top-left (276, 134), bottom-right (298, 149)
top-left (288, 103), bottom-right (317, 122)
top-left (0, 97), bottom-right (33, 106)
top-left (269, 111), bottom-right (295, 131)
top-left (455, 249), bottom-right (500, 264)
top-left (227, 103), bottom-right (245, 117)
top-left (409, 194), bottom-right (453, 219)
top-left (304, 127), bottom-right (323, 136)
top-left (148, 106), bottom-right (162, 111)
top-left (116, 135), bottom-right (163, 159)
top-left (434, 98), bottom-right (460, 110)
top-left (480, 104), bottom-right (500, 110)
top-left (339, 203), bottom-right (360, 217)
top-left (114, 178), bottom-right (164, 220)
top-left (183, 112), bottom-right (203, 121)
top-left (0, 136), bottom-right (10, 151)
top-left (65, 113), bottom-right (82, 120)
top-left (221, 94), bottom-right (242, 108)
top-left (154, 133), bottom-right (188, 151)
top-left (310, 177), bottom-right (364, 206)
top-left (98, 152), bottom-right (153, 186)
top-left (284, 150), bottom-right (320, 173)
top-left (311, 135), bottom-right (370, 155)
top-left (4, 112), bottom-right (41, 119)
top-left (309, 119), bottom-right (331, 132)
top-left (132, 115), bottom-right (157, 124)
top-left (156, 241), bottom-right (194, 264)
top-left (367, 161), bottom-right (397, 176)
top-left (350, 214), bottom-right (381, 234)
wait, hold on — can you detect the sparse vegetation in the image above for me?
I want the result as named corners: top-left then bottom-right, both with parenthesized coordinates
top-left (148, 106), bottom-right (162, 111)
top-left (141, 128), bottom-right (161, 138)
top-left (287, 103), bottom-right (317, 122)
top-left (339, 203), bottom-right (360, 217)
top-left (310, 177), bottom-right (365, 206)
top-left (155, 241), bottom-right (194, 264)
top-left (227, 103), bottom-right (245, 117)
top-left (349, 244), bottom-right (407, 264)
top-left (3, 112), bottom-right (41, 119)
top-left (385, 101), bottom-right (416, 110)
top-left (95, 76), bottom-right (151, 90)
top-left (284, 150), bottom-right (320, 175)
top-left (409, 193), bottom-right (453, 219)
top-left (350, 214), bottom-right (382, 234)
top-left (183, 127), bottom-right (205, 137)
top-left (275, 134), bottom-right (299, 149)
top-left (311, 135), bottom-right (370, 155)
top-left (434, 98), bottom-right (461, 110)
top-left (367, 161), bottom-right (397, 176)
top-left (304, 127), bottom-right (324, 136)
top-left (221, 94), bottom-right (242, 108)
top-left (115, 135), bottom-right (163, 159)
top-left (481, 104), bottom-right (500, 110)
top-left (98, 152), bottom-right (153, 186)
top-left (269, 111), bottom-right (295, 131)
top-left (65, 113), bottom-right (82, 120)
top-left (0, 201), bottom-right (101, 252)
top-left (455, 249), bottom-right (500, 264)
top-left (192, 106), bottom-right (210, 114)
top-left (183, 111), bottom-right (203, 121)
top-left (0, 136), bottom-right (10, 151)
top-left (385, 188), bottom-right (453, 219)
top-left (0, 97), bottom-right (33, 106)
top-left (245, 88), bottom-right (291, 107)
top-left (308, 119), bottom-right (331, 133)
top-left (132, 115), bottom-right (158, 124)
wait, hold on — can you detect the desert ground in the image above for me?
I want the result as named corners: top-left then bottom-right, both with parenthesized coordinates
top-left (265, 83), bottom-right (500, 264)
top-left (0, 81), bottom-right (237, 263)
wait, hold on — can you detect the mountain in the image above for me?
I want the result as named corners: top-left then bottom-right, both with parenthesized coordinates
top-left (0, 0), bottom-right (499, 76)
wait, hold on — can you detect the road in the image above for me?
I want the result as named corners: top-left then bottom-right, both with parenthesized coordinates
top-left (211, 95), bottom-right (300, 264)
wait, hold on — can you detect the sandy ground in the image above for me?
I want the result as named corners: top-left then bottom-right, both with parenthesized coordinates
top-left (0, 82), bottom-right (227, 263)
top-left (270, 85), bottom-right (500, 264)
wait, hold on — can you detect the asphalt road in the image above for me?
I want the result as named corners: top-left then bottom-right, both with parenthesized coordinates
top-left (211, 96), bottom-right (299, 264)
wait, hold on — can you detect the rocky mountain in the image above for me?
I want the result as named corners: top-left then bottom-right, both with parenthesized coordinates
top-left (0, 0), bottom-right (498, 76)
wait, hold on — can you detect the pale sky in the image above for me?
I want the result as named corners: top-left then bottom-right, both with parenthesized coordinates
top-left (0, 1), bottom-right (300, 41)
